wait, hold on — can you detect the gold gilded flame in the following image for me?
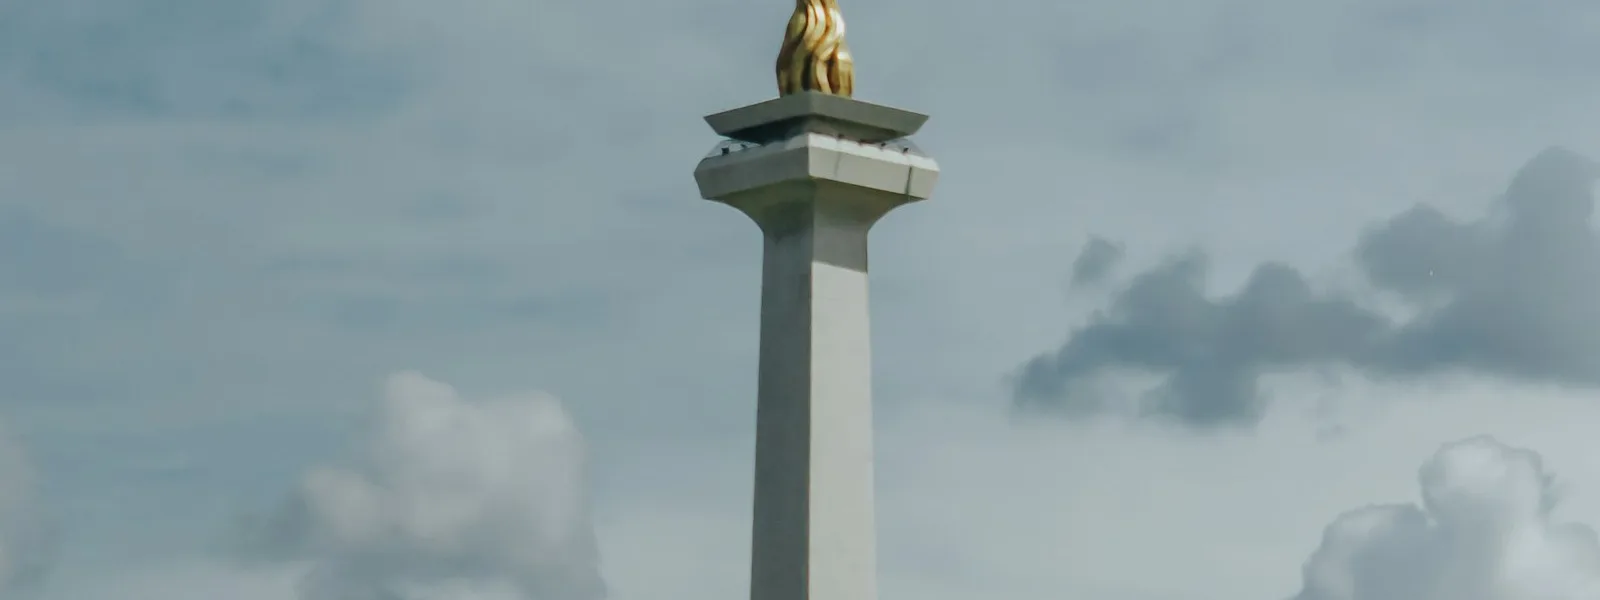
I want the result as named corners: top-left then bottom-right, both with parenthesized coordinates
top-left (776, 0), bottom-right (853, 97)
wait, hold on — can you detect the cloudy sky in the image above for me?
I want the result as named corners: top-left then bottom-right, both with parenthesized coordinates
top-left (5, 0), bottom-right (1600, 598)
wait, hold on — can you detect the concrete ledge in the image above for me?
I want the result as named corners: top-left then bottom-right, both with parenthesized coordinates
top-left (704, 92), bottom-right (928, 144)
top-left (695, 133), bottom-right (939, 201)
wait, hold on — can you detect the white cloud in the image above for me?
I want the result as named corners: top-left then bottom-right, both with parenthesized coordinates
top-left (1296, 436), bottom-right (1600, 600)
top-left (239, 371), bottom-right (602, 600)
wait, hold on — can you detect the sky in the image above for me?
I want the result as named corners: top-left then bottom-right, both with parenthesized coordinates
top-left (4, 0), bottom-right (1600, 598)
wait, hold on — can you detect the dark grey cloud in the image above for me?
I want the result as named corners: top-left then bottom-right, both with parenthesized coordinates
top-left (1366, 147), bottom-right (1600, 383)
top-left (1017, 254), bottom-right (1388, 427)
top-left (1070, 236), bottom-right (1124, 287)
top-left (1017, 147), bottom-right (1600, 427)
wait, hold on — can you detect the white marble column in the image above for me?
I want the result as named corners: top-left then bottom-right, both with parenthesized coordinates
top-left (694, 92), bottom-right (939, 600)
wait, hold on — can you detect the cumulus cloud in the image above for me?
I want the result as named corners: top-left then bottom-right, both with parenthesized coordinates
top-left (1295, 436), bottom-right (1600, 600)
top-left (234, 371), bottom-right (603, 600)
top-left (1017, 147), bottom-right (1600, 427)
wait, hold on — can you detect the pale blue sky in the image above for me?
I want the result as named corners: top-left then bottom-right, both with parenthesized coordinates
top-left (5, 1), bottom-right (1600, 598)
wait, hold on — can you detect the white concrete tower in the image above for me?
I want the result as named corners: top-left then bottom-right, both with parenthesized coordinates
top-left (692, 5), bottom-right (940, 596)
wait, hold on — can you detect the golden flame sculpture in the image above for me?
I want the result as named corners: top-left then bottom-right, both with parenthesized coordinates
top-left (776, 0), bottom-right (854, 97)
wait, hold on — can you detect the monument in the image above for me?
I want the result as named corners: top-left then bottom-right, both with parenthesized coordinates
top-left (692, 1), bottom-right (940, 599)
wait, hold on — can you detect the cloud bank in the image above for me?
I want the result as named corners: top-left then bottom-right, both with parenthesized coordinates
top-left (1296, 436), bottom-right (1600, 600)
top-left (1018, 147), bottom-right (1600, 427)
top-left (235, 372), bottom-right (603, 600)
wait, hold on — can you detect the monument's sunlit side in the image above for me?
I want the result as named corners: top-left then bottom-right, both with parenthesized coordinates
top-left (693, 2), bottom-right (939, 599)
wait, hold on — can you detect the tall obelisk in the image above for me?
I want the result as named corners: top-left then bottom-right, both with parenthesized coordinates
top-left (693, 2), bottom-right (939, 599)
